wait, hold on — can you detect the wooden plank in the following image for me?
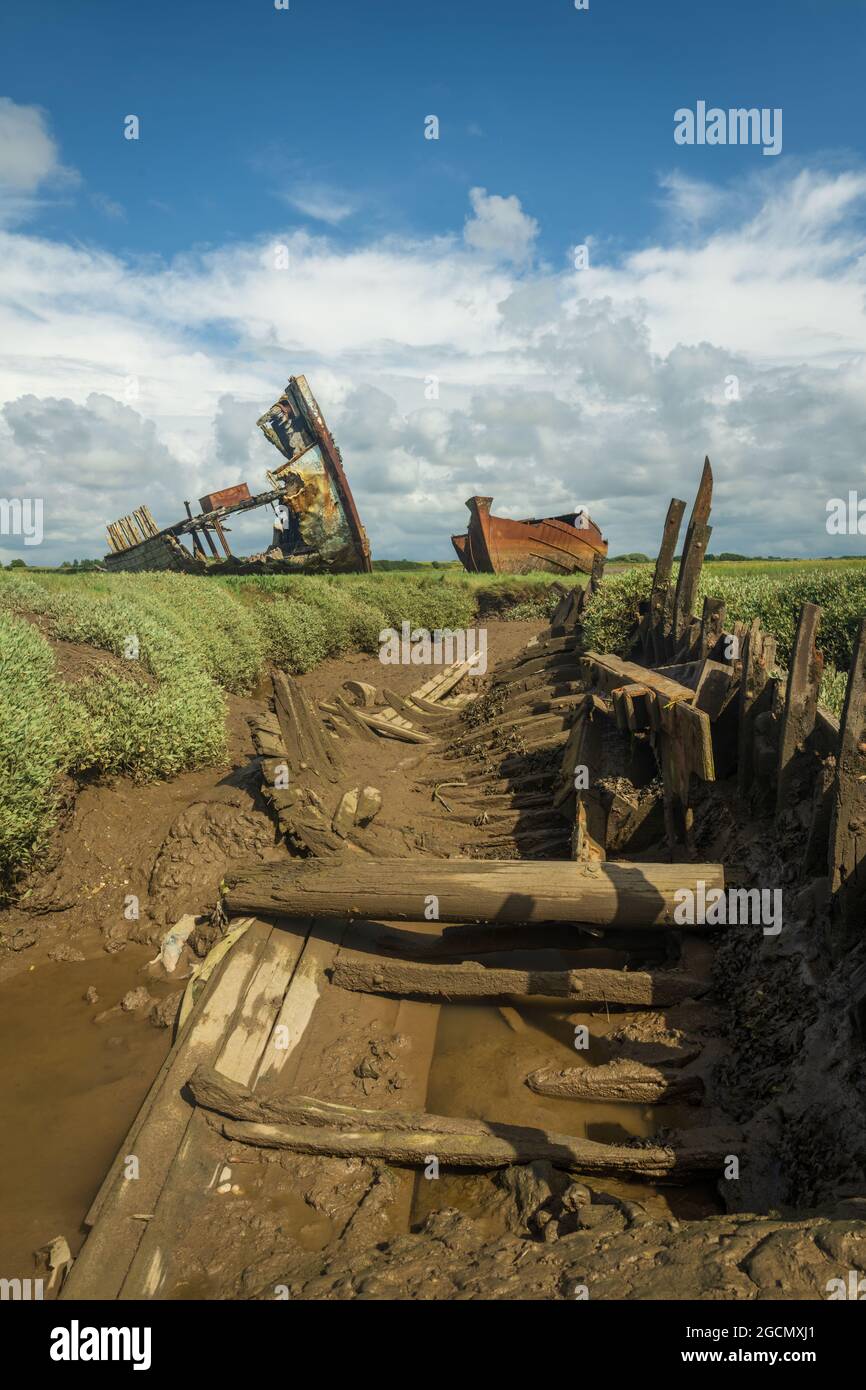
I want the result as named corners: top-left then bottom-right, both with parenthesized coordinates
top-left (737, 619), bottom-right (777, 797)
top-left (254, 917), bottom-right (345, 1090)
top-left (190, 1071), bottom-right (736, 1178)
top-left (699, 597), bottom-right (727, 661)
top-left (645, 497), bottom-right (686, 661)
top-left (331, 956), bottom-right (711, 1001)
top-left (673, 457), bottom-right (713, 641)
top-left (776, 602), bottom-right (823, 815)
top-left (693, 659), bottom-right (739, 721)
top-left (224, 856), bottom-right (727, 929)
top-left (828, 616), bottom-right (866, 921)
top-left (411, 658), bottom-right (476, 704)
top-left (61, 922), bottom-right (270, 1300)
top-left (117, 921), bottom-right (313, 1299)
top-left (215, 1114), bottom-right (735, 1178)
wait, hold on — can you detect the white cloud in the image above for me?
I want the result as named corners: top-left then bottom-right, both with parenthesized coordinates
top-left (0, 98), bottom-right (78, 226)
top-left (279, 185), bottom-right (358, 225)
top-left (3, 157), bottom-right (866, 563)
top-left (463, 186), bottom-right (539, 266)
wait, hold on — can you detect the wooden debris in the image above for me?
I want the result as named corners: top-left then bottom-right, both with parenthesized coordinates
top-left (342, 680), bottom-right (378, 707)
top-left (525, 1060), bottom-right (704, 1105)
top-left (188, 1070), bottom-right (734, 1177)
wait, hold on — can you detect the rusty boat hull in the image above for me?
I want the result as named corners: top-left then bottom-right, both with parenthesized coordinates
top-left (103, 376), bottom-right (372, 575)
top-left (451, 496), bottom-right (607, 576)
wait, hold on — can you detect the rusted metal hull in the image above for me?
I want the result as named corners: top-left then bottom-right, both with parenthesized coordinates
top-left (256, 375), bottom-right (371, 573)
top-left (103, 376), bottom-right (372, 574)
top-left (452, 496), bottom-right (607, 576)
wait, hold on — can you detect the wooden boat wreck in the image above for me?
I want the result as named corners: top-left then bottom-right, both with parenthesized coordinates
top-left (103, 376), bottom-right (372, 574)
top-left (452, 496), bottom-right (608, 576)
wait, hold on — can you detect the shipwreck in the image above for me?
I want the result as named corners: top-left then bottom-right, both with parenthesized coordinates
top-left (451, 495), bottom-right (607, 576)
top-left (104, 376), bottom-right (372, 574)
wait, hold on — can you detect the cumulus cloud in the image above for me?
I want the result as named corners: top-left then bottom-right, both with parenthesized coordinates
top-left (0, 98), bottom-right (78, 226)
top-left (3, 156), bottom-right (866, 563)
top-left (463, 186), bottom-right (539, 266)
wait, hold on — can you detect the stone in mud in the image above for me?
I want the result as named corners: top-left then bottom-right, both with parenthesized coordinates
top-left (47, 944), bottom-right (86, 963)
top-left (355, 786), bottom-right (383, 826)
top-left (5, 926), bottom-right (37, 952)
top-left (149, 991), bottom-right (183, 1030)
top-left (121, 985), bottom-right (153, 1012)
top-left (84, 985), bottom-right (99, 1004)
top-left (332, 788), bottom-right (360, 839)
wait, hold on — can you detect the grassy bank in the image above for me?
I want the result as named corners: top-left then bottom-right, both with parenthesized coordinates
top-left (0, 569), bottom-right (494, 888)
top-left (3, 562), bottom-right (865, 890)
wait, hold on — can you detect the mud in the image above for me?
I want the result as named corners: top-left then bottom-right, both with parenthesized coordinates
top-left (0, 620), bottom-right (545, 1296)
top-left (8, 605), bottom-right (866, 1303)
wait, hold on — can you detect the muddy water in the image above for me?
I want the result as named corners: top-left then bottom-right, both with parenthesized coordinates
top-left (0, 945), bottom-right (172, 1286)
top-left (415, 998), bottom-right (721, 1230)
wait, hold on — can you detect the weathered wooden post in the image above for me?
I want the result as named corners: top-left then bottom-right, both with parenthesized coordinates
top-left (699, 597), bottom-right (727, 661)
top-left (775, 602), bottom-right (823, 817)
top-left (737, 619), bottom-right (777, 798)
top-left (828, 617), bottom-right (866, 924)
top-left (672, 457), bottom-right (713, 654)
top-left (643, 497), bottom-right (685, 662)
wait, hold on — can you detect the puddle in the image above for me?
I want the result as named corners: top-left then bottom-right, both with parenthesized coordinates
top-left (415, 998), bottom-right (721, 1229)
top-left (0, 946), bottom-right (173, 1284)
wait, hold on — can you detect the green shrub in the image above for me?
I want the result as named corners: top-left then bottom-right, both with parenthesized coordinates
top-left (0, 613), bottom-right (67, 883)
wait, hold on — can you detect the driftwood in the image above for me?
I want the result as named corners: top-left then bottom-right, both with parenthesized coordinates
top-left (189, 1070), bottom-right (735, 1177)
top-left (224, 856), bottom-right (727, 928)
top-left (330, 956), bottom-right (709, 1004)
top-left (525, 1059), bottom-right (704, 1105)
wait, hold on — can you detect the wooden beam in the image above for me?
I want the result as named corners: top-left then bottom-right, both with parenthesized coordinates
top-left (645, 497), bottom-right (686, 661)
top-left (776, 602), bottom-right (823, 816)
top-left (331, 956), bottom-right (711, 1002)
top-left (828, 616), bottom-right (866, 922)
top-left (737, 619), bottom-right (777, 797)
top-left (224, 856), bottom-right (728, 929)
top-left (189, 1072), bottom-right (736, 1177)
top-left (673, 457), bottom-right (713, 641)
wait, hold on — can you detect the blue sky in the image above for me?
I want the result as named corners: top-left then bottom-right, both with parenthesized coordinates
top-left (2, 0), bottom-right (866, 562)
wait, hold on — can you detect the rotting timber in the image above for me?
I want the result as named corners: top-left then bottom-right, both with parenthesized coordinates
top-left (65, 456), bottom-right (866, 1301)
top-left (103, 376), bottom-right (372, 574)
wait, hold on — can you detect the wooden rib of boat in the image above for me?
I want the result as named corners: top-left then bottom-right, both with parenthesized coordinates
top-left (451, 496), bottom-right (608, 576)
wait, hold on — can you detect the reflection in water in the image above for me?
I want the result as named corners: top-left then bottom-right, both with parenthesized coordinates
top-left (415, 999), bottom-right (722, 1228)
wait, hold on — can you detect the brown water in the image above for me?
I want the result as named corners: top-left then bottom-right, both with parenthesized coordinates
top-left (415, 998), bottom-right (721, 1229)
top-left (0, 947), bottom-right (172, 1285)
